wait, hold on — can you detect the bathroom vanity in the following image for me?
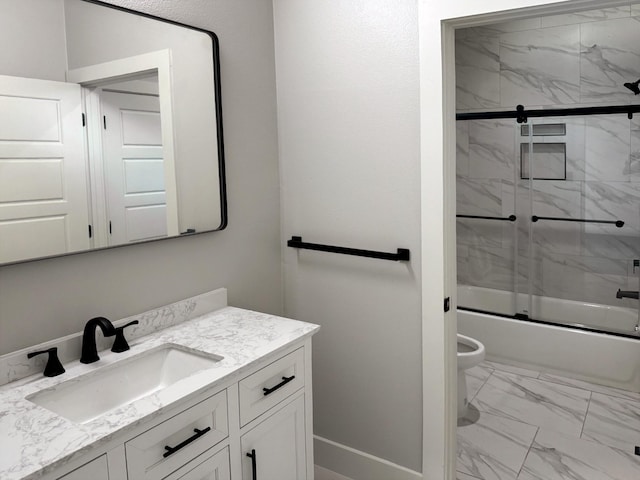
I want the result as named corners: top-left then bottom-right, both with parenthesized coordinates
top-left (0, 289), bottom-right (319, 480)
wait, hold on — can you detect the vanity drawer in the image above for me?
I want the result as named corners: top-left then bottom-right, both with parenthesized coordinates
top-left (239, 347), bottom-right (305, 426)
top-left (162, 445), bottom-right (230, 480)
top-left (125, 390), bottom-right (228, 480)
top-left (57, 455), bottom-right (108, 480)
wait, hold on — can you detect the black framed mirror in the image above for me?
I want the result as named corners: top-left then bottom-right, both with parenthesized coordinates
top-left (0, 0), bottom-right (226, 265)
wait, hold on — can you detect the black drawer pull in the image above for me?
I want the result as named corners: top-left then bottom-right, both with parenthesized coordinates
top-left (163, 426), bottom-right (211, 458)
top-left (246, 449), bottom-right (257, 480)
top-left (263, 375), bottom-right (295, 396)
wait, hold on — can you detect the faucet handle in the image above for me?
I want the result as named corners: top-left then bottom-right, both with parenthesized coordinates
top-left (27, 347), bottom-right (65, 377)
top-left (111, 320), bottom-right (139, 353)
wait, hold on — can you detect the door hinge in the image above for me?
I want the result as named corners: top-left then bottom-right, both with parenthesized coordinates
top-left (88, 224), bottom-right (92, 238)
top-left (82, 113), bottom-right (86, 127)
top-left (444, 297), bottom-right (450, 313)
top-left (109, 221), bottom-right (112, 234)
top-left (103, 115), bottom-right (107, 129)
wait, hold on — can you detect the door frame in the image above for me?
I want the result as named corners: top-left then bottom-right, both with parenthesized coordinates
top-left (68, 50), bottom-right (179, 240)
top-left (418, 0), bottom-right (616, 478)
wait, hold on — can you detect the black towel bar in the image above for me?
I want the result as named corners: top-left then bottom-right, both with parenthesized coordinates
top-left (287, 236), bottom-right (410, 261)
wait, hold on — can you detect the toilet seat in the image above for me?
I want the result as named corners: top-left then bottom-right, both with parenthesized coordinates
top-left (457, 334), bottom-right (485, 371)
top-left (456, 333), bottom-right (486, 419)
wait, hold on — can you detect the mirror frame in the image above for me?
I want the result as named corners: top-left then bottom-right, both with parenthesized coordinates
top-left (1, 0), bottom-right (227, 266)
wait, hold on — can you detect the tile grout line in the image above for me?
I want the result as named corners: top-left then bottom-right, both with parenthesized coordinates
top-left (516, 426), bottom-right (540, 480)
top-left (579, 390), bottom-right (592, 439)
top-left (469, 368), bottom-right (495, 404)
top-left (536, 371), bottom-right (640, 403)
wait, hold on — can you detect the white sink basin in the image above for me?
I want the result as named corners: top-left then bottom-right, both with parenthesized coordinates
top-left (27, 344), bottom-right (223, 423)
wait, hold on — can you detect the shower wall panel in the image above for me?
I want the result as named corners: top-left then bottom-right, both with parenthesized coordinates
top-left (457, 6), bottom-right (640, 313)
top-left (456, 5), bottom-right (640, 307)
top-left (455, 6), bottom-right (640, 110)
top-left (581, 17), bottom-right (640, 103)
top-left (499, 25), bottom-right (581, 106)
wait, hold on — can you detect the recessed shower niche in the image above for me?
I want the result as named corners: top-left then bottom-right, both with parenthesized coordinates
top-left (520, 123), bottom-right (567, 180)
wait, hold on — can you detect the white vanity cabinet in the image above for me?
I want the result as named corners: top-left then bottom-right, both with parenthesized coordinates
top-left (237, 347), bottom-right (308, 480)
top-left (48, 340), bottom-right (313, 480)
top-left (57, 455), bottom-right (109, 480)
top-left (240, 394), bottom-right (307, 480)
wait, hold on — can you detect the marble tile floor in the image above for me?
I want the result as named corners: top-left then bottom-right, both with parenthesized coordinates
top-left (457, 361), bottom-right (640, 480)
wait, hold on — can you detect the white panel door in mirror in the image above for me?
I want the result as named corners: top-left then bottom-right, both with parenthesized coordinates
top-left (0, 74), bottom-right (89, 264)
top-left (100, 90), bottom-right (177, 245)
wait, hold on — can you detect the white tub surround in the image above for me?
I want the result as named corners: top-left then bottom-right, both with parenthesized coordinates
top-left (458, 308), bottom-right (640, 392)
top-left (458, 284), bottom-right (639, 334)
top-left (0, 290), bottom-right (319, 480)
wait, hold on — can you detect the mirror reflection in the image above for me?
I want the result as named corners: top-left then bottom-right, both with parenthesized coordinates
top-left (0, 0), bottom-right (226, 265)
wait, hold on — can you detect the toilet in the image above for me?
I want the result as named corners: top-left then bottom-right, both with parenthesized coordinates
top-left (457, 334), bottom-right (485, 419)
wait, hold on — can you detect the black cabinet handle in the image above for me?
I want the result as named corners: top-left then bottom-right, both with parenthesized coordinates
top-left (163, 427), bottom-right (211, 458)
top-left (246, 449), bottom-right (257, 480)
top-left (263, 375), bottom-right (295, 396)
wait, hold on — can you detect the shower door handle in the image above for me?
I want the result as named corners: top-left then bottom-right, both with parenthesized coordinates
top-left (531, 216), bottom-right (624, 228)
top-left (457, 214), bottom-right (516, 222)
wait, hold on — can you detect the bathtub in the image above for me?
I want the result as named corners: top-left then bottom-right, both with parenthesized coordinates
top-left (458, 285), bottom-right (638, 333)
top-left (457, 285), bottom-right (640, 392)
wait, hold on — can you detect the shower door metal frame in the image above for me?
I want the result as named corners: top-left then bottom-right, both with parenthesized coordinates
top-left (456, 104), bottom-right (640, 338)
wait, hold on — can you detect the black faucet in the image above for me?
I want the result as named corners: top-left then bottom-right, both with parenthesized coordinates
top-left (616, 289), bottom-right (639, 300)
top-left (80, 317), bottom-right (116, 364)
top-left (111, 320), bottom-right (139, 353)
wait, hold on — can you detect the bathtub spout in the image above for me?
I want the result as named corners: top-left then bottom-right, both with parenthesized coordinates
top-left (616, 289), bottom-right (639, 300)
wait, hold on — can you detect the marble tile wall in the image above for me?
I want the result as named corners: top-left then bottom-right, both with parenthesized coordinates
top-left (456, 6), bottom-right (640, 111)
top-left (500, 25), bottom-right (581, 106)
top-left (580, 17), bottom-right (640, 104)
top-left (456, 5), bottom-right (640, 316)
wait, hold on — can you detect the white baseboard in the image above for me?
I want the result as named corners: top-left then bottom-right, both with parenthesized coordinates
top-left (314, 436), bottom-right (422, 480)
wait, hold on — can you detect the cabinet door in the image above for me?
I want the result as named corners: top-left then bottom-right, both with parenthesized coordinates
top-left (57, 455), bottom-right (108, 480)
top-left (240, 394), bottom-right (306, 480)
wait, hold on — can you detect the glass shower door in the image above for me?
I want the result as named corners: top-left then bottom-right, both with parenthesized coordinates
top-left (522, 115), bottom-right (640, 335)
top-left (455, 118), bottom-right (519, 317)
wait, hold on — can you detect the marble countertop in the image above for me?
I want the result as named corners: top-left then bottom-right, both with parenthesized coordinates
top-left (0, 307), bottom-right (319, 480)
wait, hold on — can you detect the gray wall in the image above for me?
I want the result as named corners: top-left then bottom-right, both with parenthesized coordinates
top-left (0, 0), bottom-right (283, 354)
top-left (274, 0), bottom-right (422, 472)
top-left (0, 0), bottom-right (67, 81)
